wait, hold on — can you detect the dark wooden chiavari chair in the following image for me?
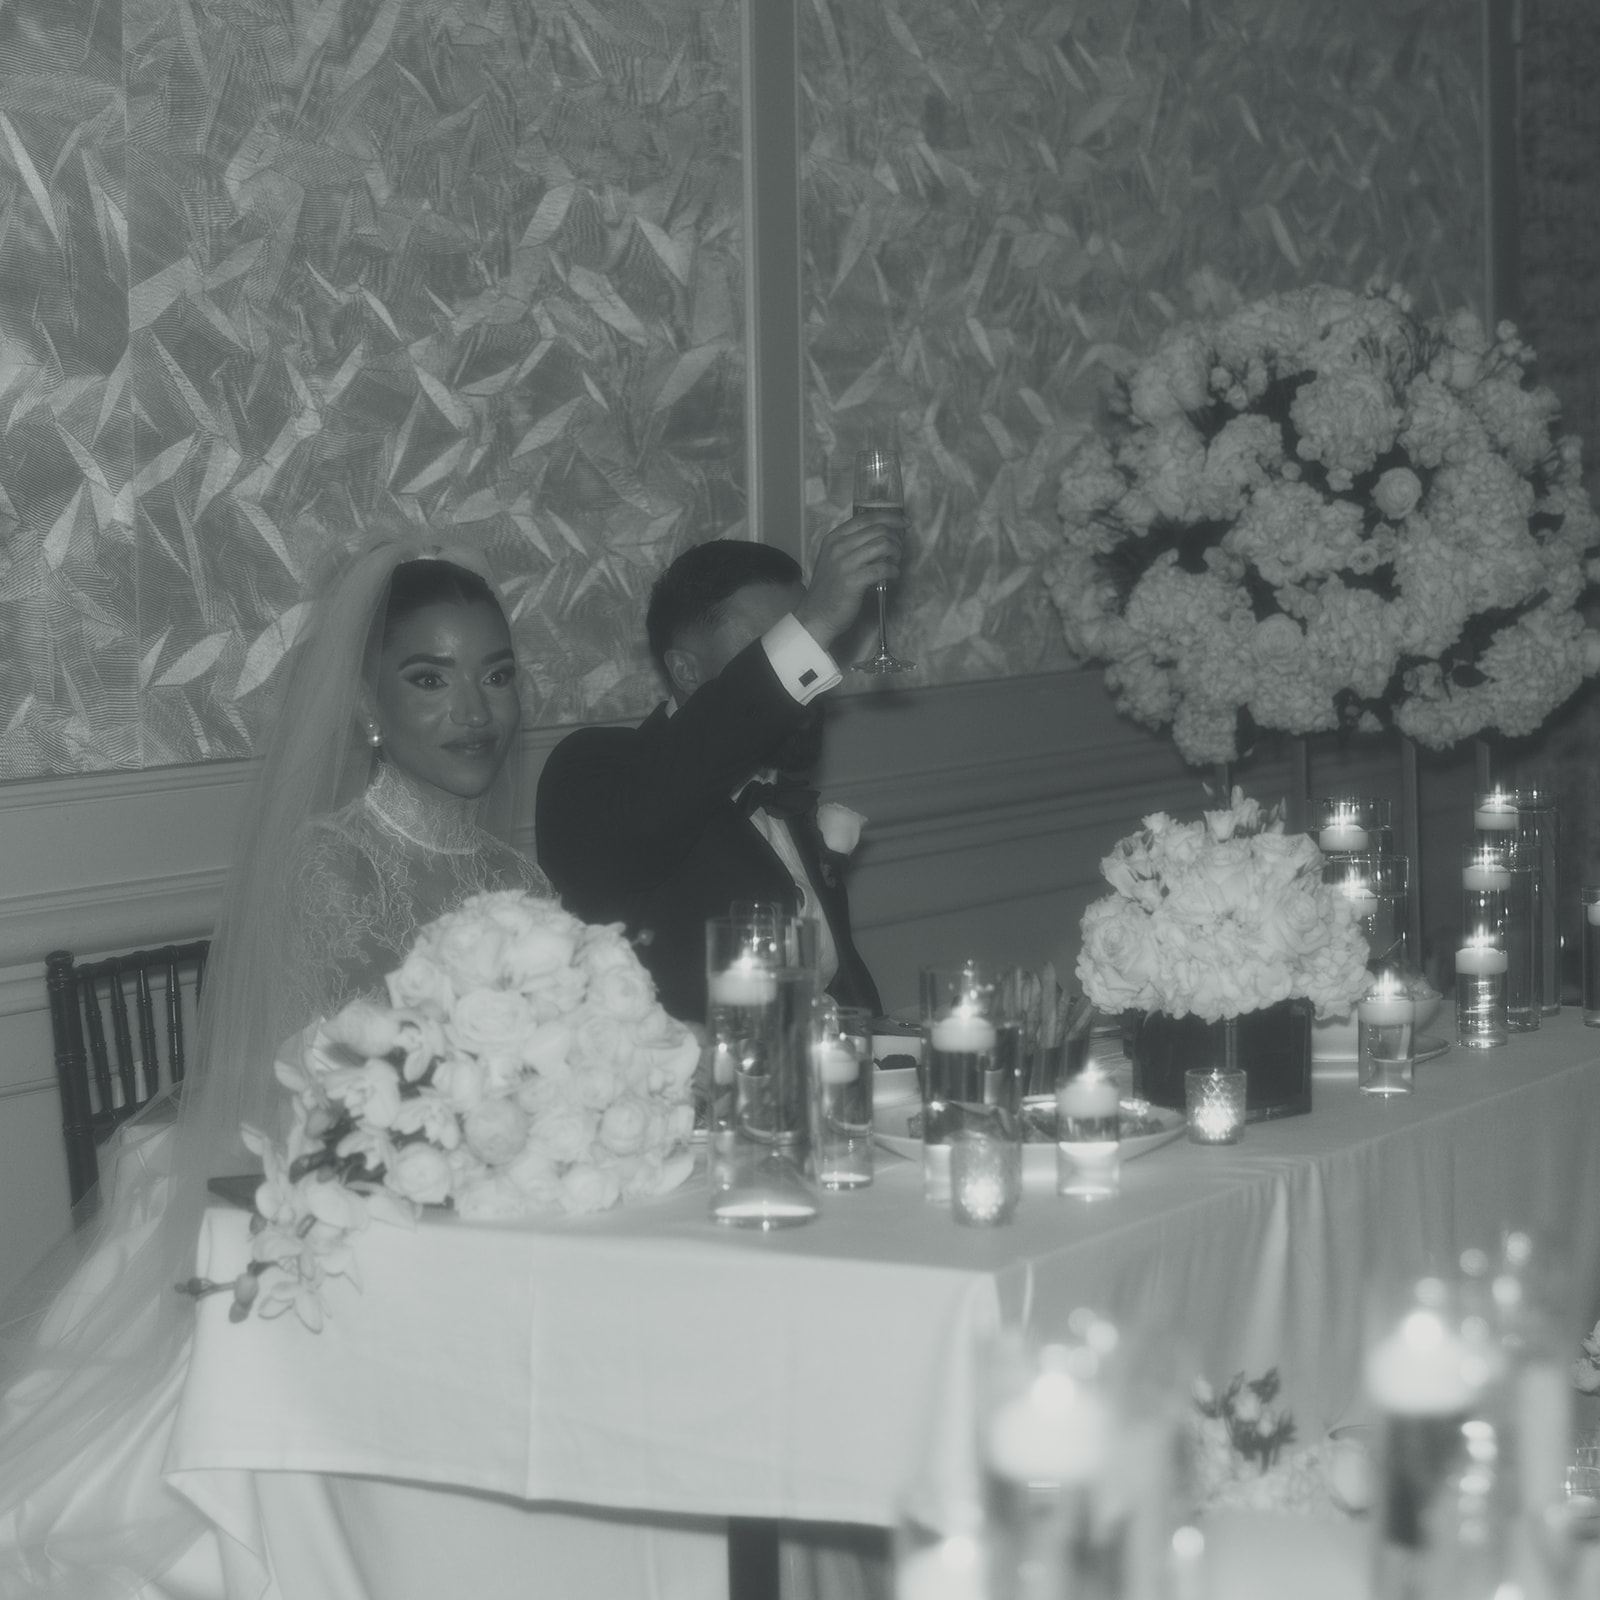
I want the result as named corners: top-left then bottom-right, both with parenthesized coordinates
top-left (46, 941), bottom-right (210, 1209)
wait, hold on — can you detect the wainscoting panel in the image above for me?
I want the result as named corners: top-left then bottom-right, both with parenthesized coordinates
top-left (0, 670), bottom-right (1480, 1300)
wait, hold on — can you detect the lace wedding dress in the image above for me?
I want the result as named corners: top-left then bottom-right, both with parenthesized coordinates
top-left (283, 763), bottom-right (551, 1022)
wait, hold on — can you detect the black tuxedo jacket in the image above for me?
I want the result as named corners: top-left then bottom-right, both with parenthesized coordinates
top-left (535, 640), bottom-right (881, 1024)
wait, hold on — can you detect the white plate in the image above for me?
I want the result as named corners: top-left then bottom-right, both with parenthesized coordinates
top-left (874, 1098), bottom-right (1186, 1177)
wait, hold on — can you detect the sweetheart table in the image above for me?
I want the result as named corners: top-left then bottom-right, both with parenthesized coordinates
top-left (161, 1015), bottom-right (1600, 1600)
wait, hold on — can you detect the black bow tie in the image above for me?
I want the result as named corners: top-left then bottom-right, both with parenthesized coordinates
top-left (737, 778), bottom-right (820, 821)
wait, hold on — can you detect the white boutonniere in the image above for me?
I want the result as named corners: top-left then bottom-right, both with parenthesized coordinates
top-left (816, 801), bottom-right (866, 856)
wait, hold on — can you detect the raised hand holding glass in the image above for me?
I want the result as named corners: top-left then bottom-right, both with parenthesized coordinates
top-left (850, 447), bottom-right (914, 674)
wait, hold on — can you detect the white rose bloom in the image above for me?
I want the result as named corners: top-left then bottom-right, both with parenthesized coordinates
top-left (557, 1164), bottom-right (622, 1215)
top-left (323, 999), bottom-right (403, 1059)
top-left (432, 917), bottom-right (508, 993)
top-left (463, 1097), bottom-right (531, 1167)
top-left (386, 950), bottom-right (455, 1015)
top-left (502, 923), bottom-right (580, 990)
top-left (579, 925), bottom-right (638, 978)
top-left (598, 1097), bottom-right (651, 1157)
top-left (506, 1147), bottom-right (562, 1204)
top-left (526, 1103), bottom-right (598, 1165)
top-left (384, 1143), bottom-right (454, 1205)
top-left (448, 987), bottom-right (534, 1058)
top-left (521, 1019), bottom-right (575, 1074)
top-left (588, 962), bottom-right (656, 1025)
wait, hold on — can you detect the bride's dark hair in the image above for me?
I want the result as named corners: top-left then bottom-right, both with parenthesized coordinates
top-left (378, 558), bottom-right (504, 644)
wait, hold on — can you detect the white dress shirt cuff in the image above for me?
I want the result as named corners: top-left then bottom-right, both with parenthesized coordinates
top-left (761, 614), bottom-right (842, 705)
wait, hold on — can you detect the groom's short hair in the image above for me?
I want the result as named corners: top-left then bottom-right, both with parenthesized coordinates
top-left (646, 540), bottom-right (802, 668)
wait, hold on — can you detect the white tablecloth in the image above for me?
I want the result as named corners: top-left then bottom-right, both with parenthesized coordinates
top-left (163, 1015), bottom-right (1600, 1598)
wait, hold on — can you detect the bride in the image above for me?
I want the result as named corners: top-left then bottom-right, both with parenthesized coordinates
top-left (0, 541), bottom-right (557, 1595)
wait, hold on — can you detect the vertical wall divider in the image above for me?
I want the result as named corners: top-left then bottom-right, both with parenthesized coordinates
top-left (740, 0), bottom-right (804, 560)
top-left (1482, 0), bottom-right (1521, 323)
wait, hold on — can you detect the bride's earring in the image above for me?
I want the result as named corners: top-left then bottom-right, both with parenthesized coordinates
top-left (365, 724), bottom-right (383, 749)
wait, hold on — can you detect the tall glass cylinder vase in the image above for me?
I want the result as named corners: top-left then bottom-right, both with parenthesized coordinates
top-left (1461, 841), bottom-right (1536, 1034)
top-left (1366, 1279), bottom-right (1511, 1600)
top-left (706, 914), bottom-right (820, 1228)
top-left (1515, 787), bottom-right (1560, 1015)
top-left (1325, 853), bottom-right (1409, 972)
top-left (980, 1320), bottom-right (1179, 1600)
top-left (1584, 887), bottom-right (1600, 1029)
top-left (919, 962), bottom-right (1022, 1203)
top-left (1456, 931), bottom-right (1508, 1050)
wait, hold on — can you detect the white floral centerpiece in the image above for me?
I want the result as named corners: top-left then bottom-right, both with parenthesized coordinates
top-left (1047, 282), bottom-right (1600, 766)
top-left (190, 892), bottom-right (699, 1329)
top-left (1189, 1370), bottom-right (1349, 1517)
top-left (1078, 791), bottom-right (1369, 1024)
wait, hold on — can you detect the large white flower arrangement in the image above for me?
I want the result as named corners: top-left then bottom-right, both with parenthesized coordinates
top-left (1047, 283), bottom-right (1600, 766)
top-left (1077, 792), bottom-right (1369, 1023)
top-left (204, 892), bottom-right (698, 1329)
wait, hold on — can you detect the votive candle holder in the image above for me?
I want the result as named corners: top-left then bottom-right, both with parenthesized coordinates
top-left (1185, 1066), bottom-right (1246, 1144)
top-left (950, 1120), bottom-right (1021, 1226)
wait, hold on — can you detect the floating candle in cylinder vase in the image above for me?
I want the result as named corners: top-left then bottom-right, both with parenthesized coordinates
top-left (1320, 821), bottom-right (1369, 853)
top-left (929, 1011), bottom-right (997, 1053)
top-left (707, 958), bottom-right (778, 1008)
top-left (810, 998), bottom-right (873, 1191)
top-left (1314, 797), bottom-right (1393, 857)
top-left (1473, 790), bottom-right (1517, 832)
top-left (1456, 934), bottom-right (1507, 1049)
top-left (1367, 1284), bottom-right (1505, 1600)
top-left (920, 963), bottom-right (1005, 1204)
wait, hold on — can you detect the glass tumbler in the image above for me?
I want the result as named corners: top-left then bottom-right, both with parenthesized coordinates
top-left (1358, 972), bottom-right (1416, 1096)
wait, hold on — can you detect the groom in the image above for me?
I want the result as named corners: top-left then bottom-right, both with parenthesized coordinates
top-left (535, 516), bottom-right (901, 1023)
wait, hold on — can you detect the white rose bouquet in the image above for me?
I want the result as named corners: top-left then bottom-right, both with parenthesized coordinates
top-left (1077, 790), bottom-right (1369, 1023)
top-left (1047, 282), bottom-right (1600, 766)
top-left (192, 892), bottom-right (698, 1330)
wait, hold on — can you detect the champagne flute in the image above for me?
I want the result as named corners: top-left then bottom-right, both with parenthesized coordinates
top-left (850, 446), bottom-right (914, 674)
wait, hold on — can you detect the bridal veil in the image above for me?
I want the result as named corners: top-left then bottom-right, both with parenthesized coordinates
top-left (0, 539), bottom-right (524, 1596)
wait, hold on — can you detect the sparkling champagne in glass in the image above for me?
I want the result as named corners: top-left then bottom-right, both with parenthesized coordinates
top-left (850, 447), bottom-right (913, 674)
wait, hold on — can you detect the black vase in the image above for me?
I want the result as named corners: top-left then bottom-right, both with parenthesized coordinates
top-left (1127, 999), bottom-right (1313, 1120)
